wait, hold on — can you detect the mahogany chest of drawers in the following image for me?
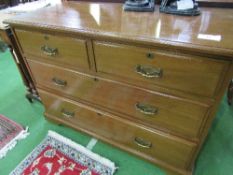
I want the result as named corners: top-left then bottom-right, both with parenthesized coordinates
top-left (5, 2), bottom-right (233, 175)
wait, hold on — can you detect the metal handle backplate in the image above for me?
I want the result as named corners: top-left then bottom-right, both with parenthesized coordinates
top-left (135, 102), bottom-right (158, 115)
top-left (52, 77), bottom-right (67, 87)
top-left (61, 109), bottom-right (75, 118)
top-left (134, 137), bottom-right (152, 149)
top-left (136, 65), bottom-right (163, 78)
top-left (41, 45), bottom-right (58, 56)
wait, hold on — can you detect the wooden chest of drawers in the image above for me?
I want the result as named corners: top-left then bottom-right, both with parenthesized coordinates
top-left (5, 2), bottom-right (233, 175)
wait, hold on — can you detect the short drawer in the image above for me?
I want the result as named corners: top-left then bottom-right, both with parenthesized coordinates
top-left (39, 90), bottom-right (196, 169)
top-left (15, 29), bottom-right (89, 70)
top-left (94, 42), bottom-right (229, 97)
top-left (28, 60), bottom-right (209, 139)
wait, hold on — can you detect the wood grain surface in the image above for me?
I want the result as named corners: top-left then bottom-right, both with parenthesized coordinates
top-left (15, 29), bottom-right (90, 70)
top-left (4, 2), bottom-right (233, 59)
top-left (6, 2), bottom-right (233, 175)
top-left (94, 41), bottom-right (229, 97)
top-left (28, 59), bottom-right (210, 140)
top-left (39, 89), bottom-right (197, 170)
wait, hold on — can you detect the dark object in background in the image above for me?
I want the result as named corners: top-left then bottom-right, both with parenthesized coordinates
top-left (67, 0), bottom-right (233, 8)
top-left (0, 0), bottom-right (38, 8)
top-left (0, 0), bottom-right (20, 7)
top-left (228, 79), bottom-right (233, 105)
top-left (0, 0), bottom-right (8, 9)
top-left (0, 4), bottom-right (7, 9)
top-left (160, 0), bottom-right (200, 15)
top-left (0, 41), bottom-right (8, 52)
top-left (123, 0), bottom-right (155, 12)
top-left (196, 0), bottom-right (233, 8)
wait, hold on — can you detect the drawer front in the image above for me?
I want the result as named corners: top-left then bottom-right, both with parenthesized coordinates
top-left (29, 60), bottom-right (208, 139)
top-left (39, 90), bottom-right (196, 169)
top-left (15, 29), bottom-right (89, 70)
top-left (94, 42), bottom-right (229, 97)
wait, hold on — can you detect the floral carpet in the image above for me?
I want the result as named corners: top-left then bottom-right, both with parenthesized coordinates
top-left (10, 131), bottom-right (116, 175)
top-left (0, 114), bottom-right (28, 159)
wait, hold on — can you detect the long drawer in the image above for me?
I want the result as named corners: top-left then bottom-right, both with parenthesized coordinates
top-left (28, 60), bottom-right (209, 139)
top-left (15, 29), bottom-right (89, 70)
top-left (94, 42), bottom-right (229, 97)
top-left (39, 89), bottom-right (196, 169)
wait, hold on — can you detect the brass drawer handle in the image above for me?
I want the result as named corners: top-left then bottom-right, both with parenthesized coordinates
top-left (41, 45), bottom-right (58, 56)
top-left (135, 102), bottom-right (158, 115)
top-left (136, 65), bottom-right (163, 78)
top-left (52, 77), bottom-right (67, 87)
top-left (61, 109), bottom-right (75, 118)
top-left (134, 137), bottom-right (152, 149)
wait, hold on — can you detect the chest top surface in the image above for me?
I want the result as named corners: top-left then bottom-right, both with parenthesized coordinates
top-left (4, 2), bottom-right (233, 58)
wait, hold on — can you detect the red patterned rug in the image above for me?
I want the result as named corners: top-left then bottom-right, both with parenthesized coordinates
top-left (0, 114), bottom-right (29, 159)
top-left (10, 131), bottom-right (116, 175)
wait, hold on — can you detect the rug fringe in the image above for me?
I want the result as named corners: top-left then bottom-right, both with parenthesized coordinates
top-left (48, 130), bottom-right (117, 174)
top-left (0, 127), bottom-right (29, 159)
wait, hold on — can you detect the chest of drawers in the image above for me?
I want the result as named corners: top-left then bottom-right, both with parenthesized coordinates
top-left (5, 2), bottom-right (233, 175)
